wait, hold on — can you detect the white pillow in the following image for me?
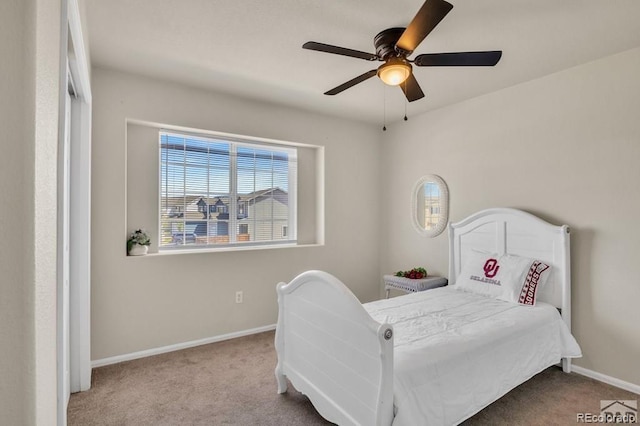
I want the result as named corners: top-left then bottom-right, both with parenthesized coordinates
top-left (455, 250), bottom-right (551, 306)
top-left (497, 253), bottom-right (551, 306)
top-left (454, 250), bottom-right (504, 299)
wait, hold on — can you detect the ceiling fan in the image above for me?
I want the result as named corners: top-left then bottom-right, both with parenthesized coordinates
top-left (303, 0), bottom-right (502, 102)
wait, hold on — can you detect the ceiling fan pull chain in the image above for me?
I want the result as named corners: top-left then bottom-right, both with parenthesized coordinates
top-left (383, 86), bottom-right (387, 131)
top-left (404, 80), bottom-right (408, 121)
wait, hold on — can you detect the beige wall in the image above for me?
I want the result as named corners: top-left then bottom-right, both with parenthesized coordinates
top-left (0, 0), bottom-right (28, 421)
top-left (91, 68), bottom-right (383, 360)
top-left (0, 0), bottom-right (60, 424)
top-left (381, 48), bottom-right (640, 385)
top-left (26, 0), bottom-right (61, 422)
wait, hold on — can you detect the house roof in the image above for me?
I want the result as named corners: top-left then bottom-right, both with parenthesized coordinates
top-left (162, 188), bottom-right (288, 219)
top-left (240, 188), bottom-right (287, 202)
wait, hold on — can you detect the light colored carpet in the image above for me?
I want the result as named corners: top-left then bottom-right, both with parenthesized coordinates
top-left (68, 331), bottom-right (637, 425)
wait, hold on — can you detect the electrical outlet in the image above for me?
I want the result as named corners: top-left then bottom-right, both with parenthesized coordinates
top-left (235, 291), bottom-right (243, 304)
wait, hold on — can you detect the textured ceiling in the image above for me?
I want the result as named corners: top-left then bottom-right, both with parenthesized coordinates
top-left (85, 0), bottom-right (640, 124)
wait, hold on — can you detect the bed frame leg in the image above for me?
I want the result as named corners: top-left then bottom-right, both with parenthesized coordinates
top-left (562, 358), bottom-right (572, 373)
top-left (275, 365), bottom-right (287, 394)
top-left (385, 288), bottom-right (390, 299)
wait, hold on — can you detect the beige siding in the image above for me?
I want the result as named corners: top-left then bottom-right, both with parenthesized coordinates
top-left (243, 198), bottom-right (290, 241)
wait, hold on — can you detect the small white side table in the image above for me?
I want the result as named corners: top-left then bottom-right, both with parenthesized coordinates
top-left (383, 275), bottom-right (448, 298)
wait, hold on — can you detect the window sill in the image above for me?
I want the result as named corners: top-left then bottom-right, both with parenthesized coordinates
top-left (128, 243), bottom-right (324, 257)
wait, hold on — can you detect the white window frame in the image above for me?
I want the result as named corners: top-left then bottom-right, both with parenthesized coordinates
top-left (159, 130), bottom-right (297, 251)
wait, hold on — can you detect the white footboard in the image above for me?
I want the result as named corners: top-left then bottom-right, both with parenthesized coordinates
top-left (275, 270), bottom-right (394, 426)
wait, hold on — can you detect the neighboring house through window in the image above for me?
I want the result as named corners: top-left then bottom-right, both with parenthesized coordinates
top-left (423, 182), bottom-right (441, 230)
top-left (160, 131), bottom-right (297, 249)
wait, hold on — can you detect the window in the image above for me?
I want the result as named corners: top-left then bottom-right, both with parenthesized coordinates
top-left (412, 174), bottom-right (449, 238)
top-left (424, 182), bottom-right (441, 229)
top-left (160, 131), bottom-right (297, 250)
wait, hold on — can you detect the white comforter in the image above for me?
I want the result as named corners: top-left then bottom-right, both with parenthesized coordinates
top-left (364, 286), bottom-right (582, 426)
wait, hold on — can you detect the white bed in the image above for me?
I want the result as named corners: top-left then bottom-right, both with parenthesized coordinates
top-left (274, 208), bottom-right (582, 425)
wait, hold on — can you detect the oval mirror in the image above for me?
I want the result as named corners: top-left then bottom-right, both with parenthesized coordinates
top-left (412, 175), bottom-right (449, 237)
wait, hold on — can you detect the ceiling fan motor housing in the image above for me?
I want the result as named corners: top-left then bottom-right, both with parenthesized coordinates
top-left (374, 27), bottom-right (406, 59)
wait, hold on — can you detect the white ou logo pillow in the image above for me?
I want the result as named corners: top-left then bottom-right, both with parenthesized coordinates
top-left (455, 250), bottom-right (551, 306)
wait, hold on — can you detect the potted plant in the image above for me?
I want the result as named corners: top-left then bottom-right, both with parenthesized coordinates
top-left (127, 229), bottom-right (151, 256)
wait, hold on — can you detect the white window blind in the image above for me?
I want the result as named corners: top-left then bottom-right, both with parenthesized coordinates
top-left (159, 131), bottom-right (297, 250)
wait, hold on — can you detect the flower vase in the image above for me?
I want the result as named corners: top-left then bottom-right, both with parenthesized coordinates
top-left (129, 243), bottom-right (149, 256)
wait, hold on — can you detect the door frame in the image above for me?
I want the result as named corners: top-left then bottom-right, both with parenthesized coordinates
top-left (57, 84), bottom-right (72, 426)
top-left (58, 1), bottom-right (92, 424)
top-left (67, 0), bottom-right (92, 393)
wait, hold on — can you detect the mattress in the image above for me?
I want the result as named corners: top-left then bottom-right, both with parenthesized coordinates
top-left (364, 286), bottom-right (582, 426)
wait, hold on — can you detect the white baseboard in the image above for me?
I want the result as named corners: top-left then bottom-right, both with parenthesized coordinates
top-left (91, 324), bottom-right (276, 368)
top-left (572, 365), bottom-right (640, 395)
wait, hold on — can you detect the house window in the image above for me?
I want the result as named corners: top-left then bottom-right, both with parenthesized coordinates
top-left (160, 131), bottom-right (297, 250)
top-left (423, 182), bottom-right (441, 230)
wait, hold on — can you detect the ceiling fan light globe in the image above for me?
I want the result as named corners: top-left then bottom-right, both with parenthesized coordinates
top-left (377, 61), bottom-right (411, 86)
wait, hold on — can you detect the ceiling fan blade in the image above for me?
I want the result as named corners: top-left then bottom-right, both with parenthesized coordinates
top-left (324, 70), bottom-right (378, 95)
top-left (414, 51), bottom-right (502, 67)
top-left (303, 41), bottom-right (378, 61)
top-left (400, 73), bottom-right (425, 102)
top-left (396, 0), bottom-right (453, 55)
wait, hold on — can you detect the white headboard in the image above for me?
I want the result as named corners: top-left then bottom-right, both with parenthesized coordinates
top-left (448, 208), bottom-right (571, 330)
